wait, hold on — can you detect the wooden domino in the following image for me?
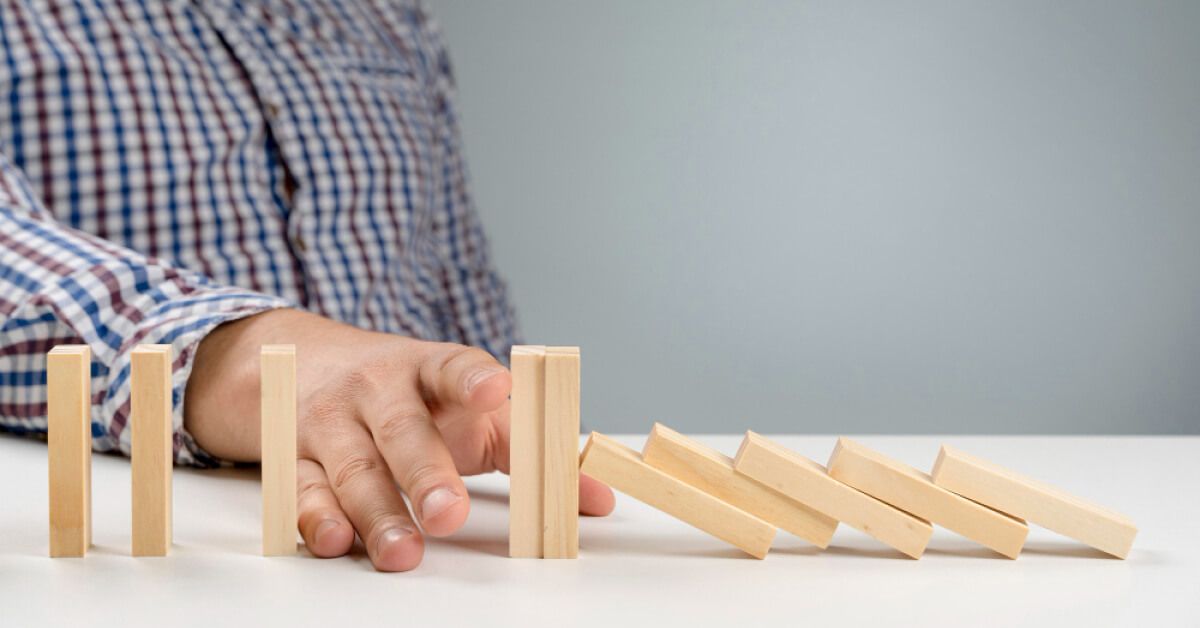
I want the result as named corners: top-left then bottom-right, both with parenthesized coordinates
top-left (543, 347), bottom-right (580, 559)
top-left (827, 438), bottom-right (1028, 559)
top-left (509, 345), bottom-right (546, 558)
top-left (261, 345), bottom-right (297, 556)
top-left (580, 432), bottom-right (776, 559)
top-left (47, 345), bottom-right (93, 557)
top-left (642, 423), bottom-right (837, 548)
top-left (733, 431), bottom-right (932, 558)
top-left (131, 344), bottom-right (173, 557)
top-left (931, 444), bottom-right (1137, 559)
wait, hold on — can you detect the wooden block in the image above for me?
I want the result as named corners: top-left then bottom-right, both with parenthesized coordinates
top-left (543, 346), bottom-right (580, 559)
top-left (580, 432), bottom-right (776, 559)
top-left (131, 344), bottom-right (173, 557)
top-left (733, 431), bottom-right (932, 559)
top-left (509, 345), bottom-right (545, 558)
top-left (931, 444), bottom-right (1138, 559)
top-left (642, 423), bottom-right (837, 548)
top-left (261, 345), bottom-right (297, 556)
top-left (47, 345), bottom-right (92, 557)
top-left (827, 437), bottom-right (1028, 559)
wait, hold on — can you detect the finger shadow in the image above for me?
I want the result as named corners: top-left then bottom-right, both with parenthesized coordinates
top-left (466, 486), bottom-right (509, 507)
top-left (429, 534), bottom-right (508, 558)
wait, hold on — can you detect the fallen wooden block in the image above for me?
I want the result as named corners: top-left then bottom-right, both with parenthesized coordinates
top-left (827, 437), bottom-right (1028, 559)
top-left (509, 345), bottom-right (546, 558)
top-left (131, 344), bottom-right (173, 557)
top-left (642, 423), bottom-right (837, 548)
top-left (261, 345), bottom-right (297, 556)
top-left (47, 345), bottom-right (92, 557)
top-left (581, 432), bottom-right (776, 559)
top-left (543, 347), bottom-right (580, 559)
top-left (931, 444), bottom-right (1137, 559)
top-left (733, 431), bottom-right (932, 559)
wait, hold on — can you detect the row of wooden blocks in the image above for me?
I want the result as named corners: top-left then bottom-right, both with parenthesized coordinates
top-left (47, 344), bottom-right (297, 557)
top-left (506, 345), bottom-right (1136, 561)
top-left (578, 426), bottom-right (1138, 560)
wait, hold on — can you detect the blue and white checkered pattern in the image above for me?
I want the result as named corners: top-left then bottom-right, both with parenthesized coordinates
top-left (0, 0), bottom-right (519, 466)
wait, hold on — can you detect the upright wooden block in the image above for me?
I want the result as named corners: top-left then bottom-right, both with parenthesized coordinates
top-left (931, 445), bottom-right (1138, 559)
top-left (580, 432), bottom-right (776, 559)
top-left (543, 346), bottom-right (580, 559)
top-left (261, 345), bottom-right (297, 556)
top-left (509, 345), bottom-right (546, 558)
top-left (827, 438), bottom-right (1028, 559)
top-left (733, 432), bottom-right (932, 559)
top-left (47, 345), bottom-right (92, 557)
top-left (131, 344), bottom-right (172, 557)
top-left (642, 423), bottom-right (837, 548)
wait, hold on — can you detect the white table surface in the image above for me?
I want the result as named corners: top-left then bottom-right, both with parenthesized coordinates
top-left (1, 434), bottom-right (1197, 627)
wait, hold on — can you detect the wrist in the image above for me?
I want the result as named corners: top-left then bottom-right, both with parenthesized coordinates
top-left (185, 308), bottom-right (301, 461)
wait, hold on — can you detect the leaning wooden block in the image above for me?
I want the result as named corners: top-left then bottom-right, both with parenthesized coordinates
top-left (827, 437), bottom-right (1028, 559)
top-left (931, 444), bottom-right (1137, 559)
top-left (581, 432), bottom-right (776, 559)
top-left (508, 345), bottom-right (546, 558)
top-left (261, 345), bottom-right (297, 556)
top-left (642, 423), bottom-right (837, 548)
top-left (733, 431), bottom-right (931, 559)
top-left (48, 345), bottom-right (93, 557)
top-left (543, 347), bottom-right (580, 559)
top-left (131, 344), bottom-right (173, 557)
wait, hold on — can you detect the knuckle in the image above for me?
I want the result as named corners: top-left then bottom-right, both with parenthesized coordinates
top-left (446, 346), bottom-right (493, 372)
top-left (374, 409), bottom-right (431, 445)
top-left (429, 346), bottom-right (481, 378)
top-left (362, 508), bottom-right (411, 540)
top-left (297, 477), bottom-right (332, 504)
top-left (331, 455), bottom-right (379, 491)
top-left (337, 367), bottom-right (376, 399)
top-left (404, 461), bottom-right (446, 493)
top-left (333, 357), bottom-right (406, 403)
top-left (304, 400), bottom-right (343, 434)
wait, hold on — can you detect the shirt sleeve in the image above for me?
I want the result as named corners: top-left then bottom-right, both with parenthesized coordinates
top-left (418, 6), bottom-right (522, 363)
top-left (0, 151), bottom-right (291, 467)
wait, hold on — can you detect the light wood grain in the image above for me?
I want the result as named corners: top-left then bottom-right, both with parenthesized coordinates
top-left (47, 345), bottom-right (92, 557)
top-left (261, 345), bottom-right (297, 556)
top-left (733, 431), bottom-right (932, 559)
top-left (131, 344), bottom-right (172, 557)
top-left (642, 423), bottom-right (837, 548)
top-left (931, 444), bottom-right (1137, 559)
top-left (509, 345), bottom-right (546, 558)
top-left (581, 432), bottom-right (776, 559)
top-left (543, 346), bottom-right (580, 559)
top-left (827, 438), bottom-right (1028, 559)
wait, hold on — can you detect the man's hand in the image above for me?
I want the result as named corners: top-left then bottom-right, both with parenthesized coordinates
top-left (185, 308), bottom-right (615, 571)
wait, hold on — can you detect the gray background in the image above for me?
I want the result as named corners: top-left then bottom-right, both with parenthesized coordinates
top-left (429, 1), bottom-right (1200, 435)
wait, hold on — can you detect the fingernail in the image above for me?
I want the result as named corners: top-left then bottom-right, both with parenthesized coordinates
top-left (464, 367), bottom-right (503, 395)
top-left (377, 527), bottom-right (413, 555)
top-left (314, 519), bottom-right (340, 544)
top-left (421, 487), bottom-right (462, 523)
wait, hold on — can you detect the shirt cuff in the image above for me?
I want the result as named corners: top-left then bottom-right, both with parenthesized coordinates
top-left (37, 266), bottom-right (292, 467)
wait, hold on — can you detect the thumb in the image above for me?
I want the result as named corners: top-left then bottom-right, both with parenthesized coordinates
top-left (419, 344), bottom-right (512, 413)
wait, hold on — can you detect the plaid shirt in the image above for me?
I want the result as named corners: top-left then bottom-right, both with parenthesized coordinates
top-left (0, 0), bottom-right (518, 466)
